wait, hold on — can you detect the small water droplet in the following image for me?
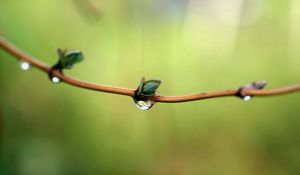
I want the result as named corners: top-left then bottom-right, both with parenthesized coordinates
top-left (20, 61), bottom-right (31, 70)
top-left (243, 95), bottom-right (252, 101)
top-left (51, 77), bottom-right (60, 83)
top-left (135, 100), bottom-right (154, 110)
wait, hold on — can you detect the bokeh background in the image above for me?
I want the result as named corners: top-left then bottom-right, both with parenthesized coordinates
top-left (1, 0), bottom-right (300, 174)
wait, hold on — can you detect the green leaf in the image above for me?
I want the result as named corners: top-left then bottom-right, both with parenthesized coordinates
top-left (142, 80), bottom-right (161, 96)
top-left (138, 77), bottom-right (145, 94)
top-left (58, 49), bottom-right (84, 69)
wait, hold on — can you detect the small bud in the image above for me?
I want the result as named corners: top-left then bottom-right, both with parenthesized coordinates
top-left (133, 77), bottom-right (161, 110)
top-left (237, 80), bottom-right (268, 101)
top-left (136, 77), bottom-right (161, 97)
top-left (48, 49), bottom-right (84, 83)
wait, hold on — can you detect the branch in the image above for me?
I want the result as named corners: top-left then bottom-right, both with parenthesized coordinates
top-left (0, 36), bottom-right (135, 97)
top-left (1, 36), bottom-right (300, 105)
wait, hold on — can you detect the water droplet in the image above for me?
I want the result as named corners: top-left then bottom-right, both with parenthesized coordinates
top-left (51, 77), bottom-right (60, 83)
top-left (20, 61), bottom-right (31, 70)
top-left (243, 95), bottom-right (252, 101)
top-left (135, 100), bottom-right (154, 110)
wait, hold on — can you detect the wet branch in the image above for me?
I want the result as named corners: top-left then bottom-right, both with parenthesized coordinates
top-left (1, 35), bottom-right (300, 103)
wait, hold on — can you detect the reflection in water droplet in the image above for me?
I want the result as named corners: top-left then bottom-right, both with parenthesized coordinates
top-left (51, 77), bottom-right (61, 83)
top-left (20, 61), bottom-right (31, 71)
top-left (135, 100), bottom-right (154, 110)
top-left (243, 95), bottom-right (252, 101)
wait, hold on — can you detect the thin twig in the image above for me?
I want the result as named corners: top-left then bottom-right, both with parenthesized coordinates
top-left (0, 35), bottom-right (300, 103)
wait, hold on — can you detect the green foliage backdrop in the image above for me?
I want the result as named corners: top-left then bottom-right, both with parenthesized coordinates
top-left (1, 0), bottom-right (300, 174)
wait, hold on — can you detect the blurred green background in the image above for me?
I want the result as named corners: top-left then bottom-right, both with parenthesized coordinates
top-left (1, 0), bottom-right (300, 174)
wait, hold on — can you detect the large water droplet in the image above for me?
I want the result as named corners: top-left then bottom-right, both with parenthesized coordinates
top-left (20, 61), bottom-right (31, 71)
top-left (135, 100), bottom-right (154, 110)
top-left (51, 76), bottom-right (61, 83)
top-left (243, 95), bottom-right (252, 101)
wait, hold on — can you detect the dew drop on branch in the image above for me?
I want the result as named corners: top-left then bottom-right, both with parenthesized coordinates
top-left (51, 77), bottom-right (61, 83)
top-left (135, 100), bottom-right (154, 110)
top-left (20, 61), bottom-right (31, 71)
top-left (243, 95), bottom-right (252, 101)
